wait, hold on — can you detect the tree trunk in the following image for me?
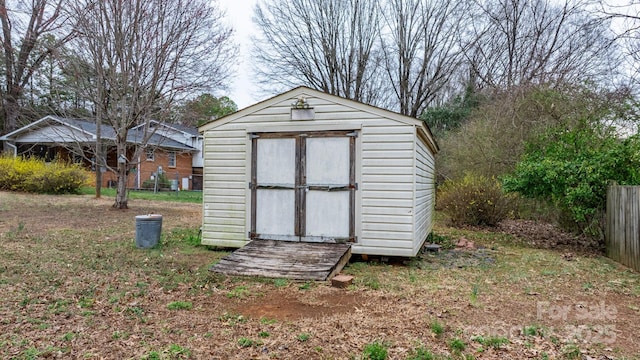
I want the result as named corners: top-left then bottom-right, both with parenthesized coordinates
top-left (113, 160), bottom-right (128, 209)
top-left (3, 94), bottom-right (20, 133)
top-left (94, 118), bottom-right (102, 198)
top-left (113, 144), bottom-right (129, 209)
top-left (95, 149), bottom-right (102, 198)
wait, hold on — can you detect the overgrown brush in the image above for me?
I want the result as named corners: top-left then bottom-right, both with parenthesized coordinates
top-left (437, 173), bottom-right (515, 226)
top-left (0, 155), bottom-right (88, 194)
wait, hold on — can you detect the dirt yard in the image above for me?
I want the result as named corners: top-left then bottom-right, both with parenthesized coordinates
top-left (1, 191), bottom-right (639, 359)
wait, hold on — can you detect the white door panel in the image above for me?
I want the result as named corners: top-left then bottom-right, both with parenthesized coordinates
top-left (255, 138), bottom-right (296, 239)
top-left (252, 132), bottom-right (355, 243)
top-left (257, 138), bottom-right (295, 185)
top-left (305, 191), bottom-right (350, 239)
top-left (256, 189), bottom-right (295, 237)
top-left (306, 137), bottom-right (350, 185)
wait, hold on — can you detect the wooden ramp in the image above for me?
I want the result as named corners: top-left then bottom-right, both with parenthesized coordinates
top-left (210, 240), bottom-right (352, 281)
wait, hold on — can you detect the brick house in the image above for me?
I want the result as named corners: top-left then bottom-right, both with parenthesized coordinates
top-left (131, 120), bottom-right (204, 190)
top-left (0, 115), bottom-right (203, 190)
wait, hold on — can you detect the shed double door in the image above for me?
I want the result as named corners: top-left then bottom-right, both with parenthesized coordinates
top-left (250, 131), bottom-right (356, 243)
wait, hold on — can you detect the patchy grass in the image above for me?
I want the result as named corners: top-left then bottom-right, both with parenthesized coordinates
top-left (362, 340), bottom-right (388, 360)
top-left (1, 191), bottom-right (639, 358)
top-left (430, 319), bottom-right (445, 337)
top-left (79, 186), bottom-right (202, 203)
top-left (472, 335), bottom-right (509, 349)
top-left (167, 301), bottom-right (193, 311)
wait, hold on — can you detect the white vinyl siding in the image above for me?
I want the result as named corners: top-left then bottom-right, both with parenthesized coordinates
top-left (201, 128), bottom-right (248, 247)
top-left (14, 125), bottom-right (93, 143)
top-left (200, 88), bottom-right (438, 256)
top-left (355, 124), bottom-right (416, 256)
top-left (414, 133), bottom-right (436, 255)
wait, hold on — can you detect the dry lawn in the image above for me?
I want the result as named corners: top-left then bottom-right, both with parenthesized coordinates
top-left (0, 191), bottom-right (639, 359)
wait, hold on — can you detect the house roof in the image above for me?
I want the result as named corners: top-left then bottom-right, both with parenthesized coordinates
top-left (131, 119), bottom-right (201, 137)
top-left (198, 86), bottom-right (439, 152)
top-left (164, 122), bottom-right (200, 136)
top-left (1, 115), bottom-right (196, 151)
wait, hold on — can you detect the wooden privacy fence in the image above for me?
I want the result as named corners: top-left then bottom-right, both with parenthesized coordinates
top-left (606, 185), bottom-right (640, 272)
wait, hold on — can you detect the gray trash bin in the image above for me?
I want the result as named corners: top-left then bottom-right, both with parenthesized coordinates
top-left (135, 214), bottom-right (162, 248)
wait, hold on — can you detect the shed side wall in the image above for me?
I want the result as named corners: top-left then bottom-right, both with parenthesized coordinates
top-left (353, 123), bottom-right (416, 256)
top-left (414, 132), bottom-right (436, 255)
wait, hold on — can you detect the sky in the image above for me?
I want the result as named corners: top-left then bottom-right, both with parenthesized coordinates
top-left (217, 0), bottom-right (261, 110)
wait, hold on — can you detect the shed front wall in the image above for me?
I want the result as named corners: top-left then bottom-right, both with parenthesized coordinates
top-left (201, 94), bottom-right (431, 256)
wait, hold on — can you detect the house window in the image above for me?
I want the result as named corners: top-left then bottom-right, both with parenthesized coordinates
top-left (146, 148), bottom-right (155, 161)
top-left (168, 151), bottom-right (176, 167)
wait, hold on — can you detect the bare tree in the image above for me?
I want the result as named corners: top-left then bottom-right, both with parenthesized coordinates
top-left (591, 1), bottom-right (640, 90)
top-left (253, 0), bottom-right (385, 105)
top-left (0, 0), bottom-right (73, 134)
top-left (464, 0), bottom-right (618, 90)
top-left (380, 0), bottom-right (467, 117)
top-left (68, 0), bottom-right (236, 209)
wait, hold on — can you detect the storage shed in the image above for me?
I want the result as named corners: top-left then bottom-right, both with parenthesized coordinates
top-left (199, 86), bottom-right (438, 257)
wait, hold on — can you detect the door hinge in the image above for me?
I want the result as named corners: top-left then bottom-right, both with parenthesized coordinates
top-left (248, 182), bottom-right (254, 190)
top-left (347, 131), bottom-right (358, 137)
top-left (249, 133), bottom-right (260, 139)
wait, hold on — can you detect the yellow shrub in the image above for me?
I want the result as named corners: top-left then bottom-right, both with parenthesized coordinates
top-left (0, 155), bottom-right (88, 194)
top-left (84, 170), bottom-right (96, 187)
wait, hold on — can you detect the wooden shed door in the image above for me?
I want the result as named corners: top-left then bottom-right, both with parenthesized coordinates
top-left (250, 131), bottom-right (356, 243)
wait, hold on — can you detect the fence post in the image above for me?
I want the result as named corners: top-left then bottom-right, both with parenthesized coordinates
top-left (606, 185), bottom-right (640, 272)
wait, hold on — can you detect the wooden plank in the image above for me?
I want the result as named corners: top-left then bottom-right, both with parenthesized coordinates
top-left (224, 242), bottom-right (348, 261)
top-left (615, 186), bottom-right (621, 262)
top-left (210, 241), bottom-right (351, 281)
top-left (606, 185), bottom-right (640, 272)
top-left (328, 247), bottom-right (351, 280)
top-left (609, 186), bottom-right (620, 262)
top-left (632, 187), bottom-right (635, 270)
top-left (633, 187), bottom-right (639, 271)
top-left (624, 187), bottom-right (628, 265)
top-left (605, 186), bottom-right (611, 258)
top-left (223, 247), bottom-right (346, 262)
top-left (614, 186), bottom-right (621, 262)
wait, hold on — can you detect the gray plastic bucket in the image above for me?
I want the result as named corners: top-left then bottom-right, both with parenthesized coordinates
top-left (135, 214), bottom-right (162, 248)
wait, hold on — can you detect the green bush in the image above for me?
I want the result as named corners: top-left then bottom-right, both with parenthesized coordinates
top-left (0, 155), bottom-right (88, 194)
top-left (503, 124), bottom-right (640, 236)
top-left (141, 171), bottom-right (171, 190)
top-left (437, 173), bottom-right (515, 227)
